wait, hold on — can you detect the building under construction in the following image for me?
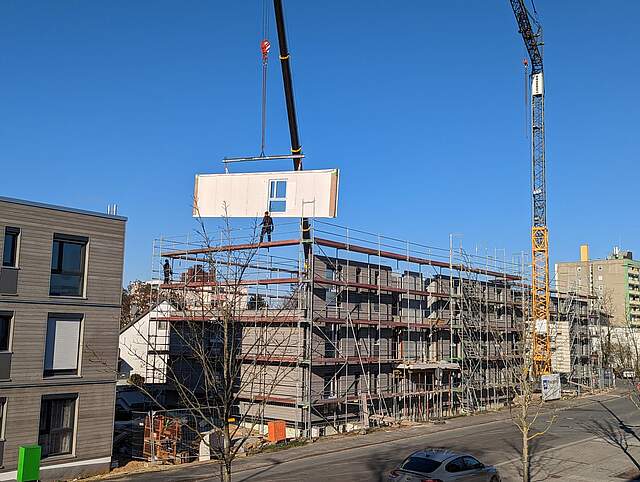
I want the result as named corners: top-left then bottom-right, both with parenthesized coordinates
top-left (143, 220), bottom-right (608, 438)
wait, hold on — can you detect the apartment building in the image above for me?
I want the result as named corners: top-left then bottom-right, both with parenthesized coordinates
top-left (0, 197), bottom-right (126, 480)
top-left (556, 245), bottom-right (640, 326)
top-left (151, 225), bottom-right (525, 439)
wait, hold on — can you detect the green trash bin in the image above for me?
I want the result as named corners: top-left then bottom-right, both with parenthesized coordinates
top-left (16, 445), bottom-right (40, 482)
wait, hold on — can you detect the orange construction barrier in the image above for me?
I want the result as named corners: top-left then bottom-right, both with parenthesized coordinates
top-left (267, 420), bottom-right (287, 442)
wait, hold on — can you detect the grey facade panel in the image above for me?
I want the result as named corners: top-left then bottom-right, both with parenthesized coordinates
top-left (0, 199), bottom-right (125, 478)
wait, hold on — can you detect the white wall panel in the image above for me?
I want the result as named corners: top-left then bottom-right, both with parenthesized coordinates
top-left (193, 169), bottom-right (339, 218)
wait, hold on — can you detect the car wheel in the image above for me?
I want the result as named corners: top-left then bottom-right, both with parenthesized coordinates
top-left (490, 476), bottom-right (500, 482)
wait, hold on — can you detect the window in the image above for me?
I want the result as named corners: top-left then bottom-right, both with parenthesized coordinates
top-left (462, 456), bottom-right (483, 470)
top-left (50, 234), bottom-right (87, 297)
top-left (326, 291), bottom-right (338, 307)
top-left (445, 457), bottom-right (467, 473)
top-left (44, 313), bottom-right (82, 377)
top-left (323, 374), bottom-right (335, 398)
top-left (0, 397), bottom-right (6, 440)
top-left (2, 227), bottom-right (20, 268)
top-left (325, 267), bottom-right (335, 281)
top-left (0, 312), bottom-right (11, 351)
top-left (39, 394), bottom-right (77, 458)
top-left (401, 456), bottom-right (442, 473)
top-left (268, 179), bottom-right (287, 213)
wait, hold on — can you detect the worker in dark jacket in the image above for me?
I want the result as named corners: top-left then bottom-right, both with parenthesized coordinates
top-left (163, 259), bottom-right (173, 284)
top-left (259, 211), bottom-right (274, 243)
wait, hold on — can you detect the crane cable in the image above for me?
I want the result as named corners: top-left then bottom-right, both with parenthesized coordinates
top-left (259, 0), bottom-right (271, 157)
top-left (523, 58), bottom-right (529, 141)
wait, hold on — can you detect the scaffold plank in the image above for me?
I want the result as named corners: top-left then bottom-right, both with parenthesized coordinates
top-left (161, 238), bottom-right (301, 258)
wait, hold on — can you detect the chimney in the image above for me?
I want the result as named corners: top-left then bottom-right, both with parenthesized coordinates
top-left (580, 244), bottom-right (589, 262)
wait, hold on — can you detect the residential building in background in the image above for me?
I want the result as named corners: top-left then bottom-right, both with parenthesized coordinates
top-left (556, 245), bottom-right (640, 326)
top-left (119, 301), bottom-right (174, 385)
top-left (0, 196), bottom-right (126, 481)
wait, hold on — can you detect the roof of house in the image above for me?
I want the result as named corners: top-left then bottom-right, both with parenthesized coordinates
top-left (119, 300), bottom-right (174, 334)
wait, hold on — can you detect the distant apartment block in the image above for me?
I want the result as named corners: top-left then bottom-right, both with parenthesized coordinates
top-left (0, 197), bottom-right (125, 481)
top-left (556, 245), bottom-right (640, 326)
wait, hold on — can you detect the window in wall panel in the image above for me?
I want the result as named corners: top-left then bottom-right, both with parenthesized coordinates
top-left (39, 394), bottom-right (77, 458)
top-left (50, 234), bottom-right (87, 297)
top-left (268, 179), bottom-right (287, 213)
top-left (44, 314), bottom-right (82, 377)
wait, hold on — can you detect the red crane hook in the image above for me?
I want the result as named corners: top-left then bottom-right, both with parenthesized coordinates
top-left (261, 39), bottom-right (271, 62)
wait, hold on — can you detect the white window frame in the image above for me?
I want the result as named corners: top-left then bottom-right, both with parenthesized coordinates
top-left (268, 179), bottom-right (287, 213)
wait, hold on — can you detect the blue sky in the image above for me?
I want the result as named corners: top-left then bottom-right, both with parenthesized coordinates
top-left (1, 1), bottom-right (638, 283)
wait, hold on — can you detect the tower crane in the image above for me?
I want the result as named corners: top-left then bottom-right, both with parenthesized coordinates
top-left (509, 0), bottom-right (551, 376)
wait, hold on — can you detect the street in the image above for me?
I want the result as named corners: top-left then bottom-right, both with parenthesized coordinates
top-left (104, 391), bottom-right (640, 482)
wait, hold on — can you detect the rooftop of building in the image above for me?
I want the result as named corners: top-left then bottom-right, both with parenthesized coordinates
top-left (0, 195), bottom-right (127, 222)
top-left (557, 244), bottom-right (639, 266)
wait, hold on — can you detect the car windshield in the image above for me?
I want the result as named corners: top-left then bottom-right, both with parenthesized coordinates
top-left (401, 456), bottom-right (442, 473)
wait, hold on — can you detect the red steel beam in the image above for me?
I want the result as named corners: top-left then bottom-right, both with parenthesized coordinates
top-left (314, 237), bottom-right (520, 280)
top-left (317, 316), bottom-right (447, 330)
top-left (313, 277), bottom-right (519, 306)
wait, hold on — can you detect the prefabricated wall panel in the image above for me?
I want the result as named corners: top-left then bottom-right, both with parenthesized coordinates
top-left (193, 169), bottom-right (339, 218)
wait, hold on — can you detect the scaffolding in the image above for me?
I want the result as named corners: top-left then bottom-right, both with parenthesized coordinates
top-left (552, 274), bottom-right (609, 392)
top-left (144, 219), bottom-right (609, 438)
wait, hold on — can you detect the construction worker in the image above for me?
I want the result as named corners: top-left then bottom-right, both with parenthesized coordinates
top-left (163, 259), bottom-right (172, 284)
top-left (259, 211), bottom-right (273, 243)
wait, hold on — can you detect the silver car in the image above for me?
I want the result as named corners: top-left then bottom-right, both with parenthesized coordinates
top-left (387, 449), bottom-right (500, 482)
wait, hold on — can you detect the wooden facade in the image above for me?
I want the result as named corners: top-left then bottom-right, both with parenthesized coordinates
top-left (0, 197), bottom-right (125, 480)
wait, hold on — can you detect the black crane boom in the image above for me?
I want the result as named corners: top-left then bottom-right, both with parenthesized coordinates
top-left (273, 0), bottom-right (303, 171)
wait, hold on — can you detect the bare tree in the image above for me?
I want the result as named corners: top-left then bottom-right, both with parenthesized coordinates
top-left (509, 294), bottom-right (556, 482)
top-left (120, 281), bottom-right (155, 328)
top-left (123, 210), bottom-right (305, 481)
top-left (607, 304), bottom-right (640, 379)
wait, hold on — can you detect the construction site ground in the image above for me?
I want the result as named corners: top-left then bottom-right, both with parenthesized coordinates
top-left (96, 389), bottom-right (639, 482)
